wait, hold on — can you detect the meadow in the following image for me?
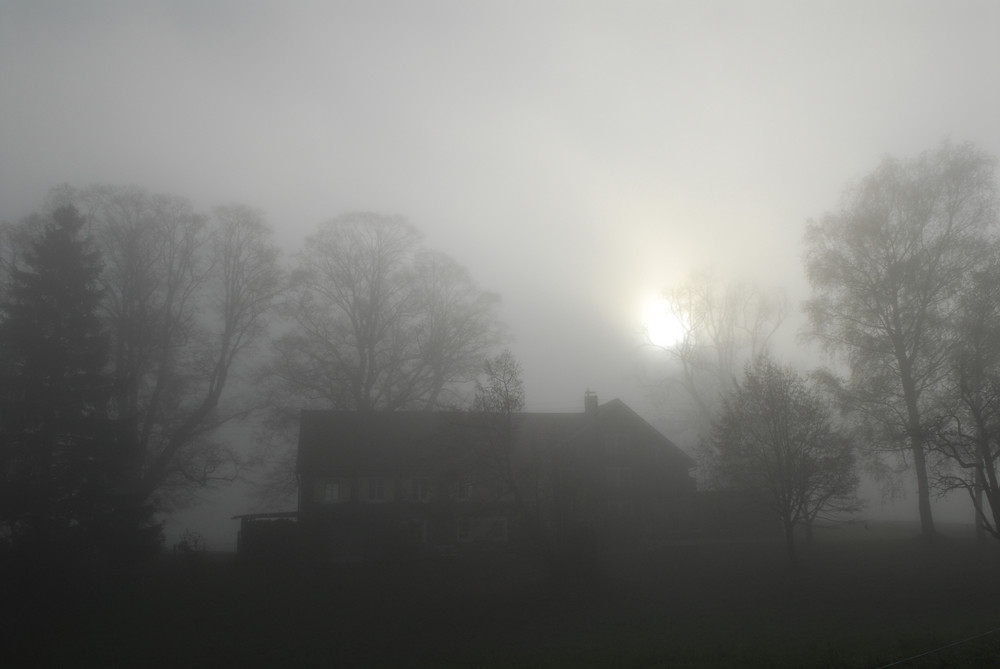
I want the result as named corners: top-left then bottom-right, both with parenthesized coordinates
top-left (6, 523), bottom-right (1000, 668)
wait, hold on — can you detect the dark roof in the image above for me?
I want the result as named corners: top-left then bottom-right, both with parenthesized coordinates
top-left (296, 398), bottom-right (694, 475)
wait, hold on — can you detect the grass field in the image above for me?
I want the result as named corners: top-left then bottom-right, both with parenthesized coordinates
top-left (6, 523), bottom-right (1000, 668)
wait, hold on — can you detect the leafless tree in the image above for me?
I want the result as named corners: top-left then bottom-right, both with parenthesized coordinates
top-left (410, 250), bottom-right (507, 409)
top-left (707, 355), bottom-right (859, 568)
top-left (930, 257), bottom-right (1000, 540)
top-left (641, 271), bottom-right (788, 442)
top-left (259, 212), bottom-right (505, 501)
top-left (73, 186), bottom-right (284, 507)
top-left (0, 218), bottom-right (35, 301)
top-left (468, 349), bottom-right (526, 512)
top-left (804, 141), bottom-right (998, 540)
top-left (461, 350), bottom-right (565, 566)
top-left (268, 212), bottom-right (504, 413)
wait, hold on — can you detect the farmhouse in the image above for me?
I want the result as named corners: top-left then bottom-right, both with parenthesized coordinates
top-left (236, 393), bottom-right (706, 560)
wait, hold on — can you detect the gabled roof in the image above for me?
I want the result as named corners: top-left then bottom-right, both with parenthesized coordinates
top-left (296, 398), bottom-right (694, 475)
top-left (596, 398), bottom-right (696, 466)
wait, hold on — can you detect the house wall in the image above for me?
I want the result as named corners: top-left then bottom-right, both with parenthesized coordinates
top-left (293, 403), bottom-right (698, 561)
top-left (297, 466), bottom-right (517, 560)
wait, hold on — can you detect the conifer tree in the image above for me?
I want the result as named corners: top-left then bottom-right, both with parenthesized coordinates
top-left (0, 206), bottom-right (159, 560)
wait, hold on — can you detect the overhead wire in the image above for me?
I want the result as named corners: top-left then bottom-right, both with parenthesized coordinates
top-left (873, 624), bottom-right (1000, 668)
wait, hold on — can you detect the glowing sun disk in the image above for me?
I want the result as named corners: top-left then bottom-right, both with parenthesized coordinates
top-left (643, 297), bottom-right (686, 348)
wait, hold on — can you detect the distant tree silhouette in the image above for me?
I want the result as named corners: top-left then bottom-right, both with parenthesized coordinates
top-left (260, 213), bottom-right (505, 500)
top-left (706, 355), bottom-right (859, 568)
top-left (931, 257), bottom-right (1000, 540)
top-left (461, 351), bottom-right (563, 569)
top-left (0, 206), bottom-right (159, 564)
top-left (0, 218), bottom-right (33, 302)
top-left (271, 212), bottom-right (504, 412)
top-left (469, 350), bottom-right (528, 516)
top-left (4, 184), bottom-right (287, 536)
top-left (640, 272), bottom-right (787, 453)
top-left (77, 187), bottom-right (284, 510)
top-left (804, 141), bottom-right (998, 541)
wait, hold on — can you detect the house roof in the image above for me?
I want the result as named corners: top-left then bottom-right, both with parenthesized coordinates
top-left (296, 398), bottom-right (695, 475)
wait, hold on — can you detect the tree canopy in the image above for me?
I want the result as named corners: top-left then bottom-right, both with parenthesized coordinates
top-left (804, 141), bottom-right (998, 540)
top-left (707, 355), bottom-right (859, 567)
top-left (640, 271), bottom-right (788, 450)
top-left (257, 212), bottom-right (506, 502)
top-left (268, 212), bottom-right (505, 414)
top-left (931, 256), bottom-right (1000, 540)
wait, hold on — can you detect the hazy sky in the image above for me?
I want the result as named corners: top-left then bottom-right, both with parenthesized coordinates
top-left (3, 0), bottom-right (999, 415)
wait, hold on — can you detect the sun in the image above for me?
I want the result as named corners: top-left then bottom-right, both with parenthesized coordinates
top-left (642, 296), bottom-right (687, 348)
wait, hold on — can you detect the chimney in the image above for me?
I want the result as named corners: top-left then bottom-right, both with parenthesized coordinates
top-left (584, 390), bottom-right (599, 418)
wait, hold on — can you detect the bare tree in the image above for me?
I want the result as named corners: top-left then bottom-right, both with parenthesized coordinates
top-left (641, 271), bottom-right (787, 442)
top-left (930, 256), bottom-right (1000, 540)
top-left (468, 350), bottom-right (526, 513)
top-left (410, 250), bottom-right (507, 409)
top-left (804, 141), bottom-right (998, 540)
top-left (259, 212), bottom-right (504, 501)
top-left (269, 212), bottom-right (504, 413)
top-left (707, 355), bottom-right (859, 568)
top-left (73, 186), bottom-right (283, 507)
top-left (462, 350), bottom-right (564, 565)
top-left (0, 217), bottom-right (41, 308)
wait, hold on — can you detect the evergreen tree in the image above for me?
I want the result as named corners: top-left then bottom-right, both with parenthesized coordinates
top-left (0, 206), bottom-right (160, 563)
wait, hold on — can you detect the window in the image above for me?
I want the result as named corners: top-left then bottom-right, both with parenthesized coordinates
top-left (368, 477), bottom-right (385, 502)
top-left (457, 476), bottom-right (472, 500)
top-left (321, 480), bottom-right (342, 504)
top-left (604, 434), bottom-right (627, 453)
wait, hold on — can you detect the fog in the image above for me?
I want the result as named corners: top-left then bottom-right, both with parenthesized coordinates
top-left (3, 1), bottom-right (998, 549)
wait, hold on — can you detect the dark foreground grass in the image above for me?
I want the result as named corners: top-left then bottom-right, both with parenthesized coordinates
top-left (6, 529), bottom-right (1000, 668)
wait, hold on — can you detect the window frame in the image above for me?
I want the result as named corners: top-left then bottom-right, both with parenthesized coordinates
top-left (368, 477), bottom-right (386, 502)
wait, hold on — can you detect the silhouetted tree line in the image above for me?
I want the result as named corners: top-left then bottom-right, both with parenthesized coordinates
top-left (3, 140), bottom-right (993, 576)
top-left (804, 141), bottom-right (1000, 542)
top-left (1, 187), bottom-right (507, 571)
top-left (706, 355), bottom-right (859, 568)
top-left (646, 140), bottom-right (1000, 553)
top-left (1, 190), bottom-right (283, 572)
top-left (258, 212), bottom-right (506, 502)
top-left (0, 205), bottom-right (150, 571)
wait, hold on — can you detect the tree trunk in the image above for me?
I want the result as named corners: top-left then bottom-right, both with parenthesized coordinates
top-left (783, 520), bottom-right (797, 570)
top-left (910, 434), bottom-right (936, 541)
top-left (900, 367), bottom-right (936, 540)
top-left (974, 474), bottom-right (985, 544)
